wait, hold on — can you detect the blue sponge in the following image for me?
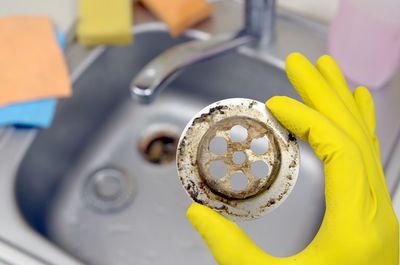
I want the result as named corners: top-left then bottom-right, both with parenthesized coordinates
top-left (0, 32), bottom-right (66, 128)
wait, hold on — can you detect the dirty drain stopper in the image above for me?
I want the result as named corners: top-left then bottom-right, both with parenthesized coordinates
top-left (176, 98), bottom-right (299, 220)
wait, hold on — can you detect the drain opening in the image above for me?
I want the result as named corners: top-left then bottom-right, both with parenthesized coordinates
top-left (250, 160), bottom-right (270, 178)
top-left (140, 131), bottom-right (179, 164)
top-left (209, 136), bottom-right (227, 155)
top-left (251, 137), bottom-right (269, 155)
top-left (230, 125), bottom-right (248, 142)
top-left (230, 172), bottom-right (248, 191)
top-left (209, 160), bottom-right (227, 179)
top-left (83, 168), bottom-right (135, 213)
top-left (232, 151), bottom-right (246, 165)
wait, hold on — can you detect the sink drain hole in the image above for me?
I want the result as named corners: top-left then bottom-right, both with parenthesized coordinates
top-left (251, 137), bottom-right (269, 155)
top-left (230, 125), bottom-right (248, 142)
top-left (232, 151), bottom-right (246, 165)
top-left (250, 160), bottom-right (270, 179)
top-left (84, 168), bottom-right (135, 213)
top-left (209, 137), bottom-right (227, 155)
top-left (230, 172), bottom-right (248, 191)
top-left (139, 130), bottom-right (179, 164)
top-left (209, 160), bottom-right (228, 179)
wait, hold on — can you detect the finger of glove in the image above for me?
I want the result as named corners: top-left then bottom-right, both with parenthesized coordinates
top-left (315, 55), bottom-right (368, 133)
top-left (285, 53), bottom-right (383, 207)
top-left (286, 53), bottom-right (366, 145)
top-left (266, 96), bottom-right (373, 214)
top-left (353, 87), bottom-right (376, 139)
top-left (353, 86), bottom-right (381, 158)
top-left (353, 86), bottom-right (392, 205)
top-left (187, 203), bottom-right (285, 265)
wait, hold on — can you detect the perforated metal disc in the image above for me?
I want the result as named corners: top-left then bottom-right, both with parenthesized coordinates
top-left (176, 98), bottom-right (299, 220)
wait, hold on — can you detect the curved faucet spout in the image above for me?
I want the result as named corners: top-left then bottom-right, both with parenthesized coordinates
top-left (130, 0), bottom-right (275, 104)
top-left (130, 34), bottom-right (253, 104)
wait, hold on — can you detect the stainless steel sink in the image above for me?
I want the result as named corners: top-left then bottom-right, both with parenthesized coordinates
top-left (2, 2), bottom-right (399, 265)
top-left (15, 27), bottom-right (324, 265)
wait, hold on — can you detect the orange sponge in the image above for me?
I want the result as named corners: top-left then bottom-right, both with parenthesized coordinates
top-left (0, 16), bottom-right (71, 107)
top-left (141, 0), bottom-right (214, 37)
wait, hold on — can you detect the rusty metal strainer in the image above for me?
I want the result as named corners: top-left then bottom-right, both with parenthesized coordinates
top-left (176, 98), bottom-right (299, 220)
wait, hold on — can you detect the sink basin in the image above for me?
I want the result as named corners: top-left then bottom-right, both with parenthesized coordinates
top-left (15, 29), bottom-right (324, 265)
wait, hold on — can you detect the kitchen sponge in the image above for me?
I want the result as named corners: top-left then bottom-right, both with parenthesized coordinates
top-left (77, 0), bottom-right (132, 45)
top-left (141, 0), bottom-right (214, 37)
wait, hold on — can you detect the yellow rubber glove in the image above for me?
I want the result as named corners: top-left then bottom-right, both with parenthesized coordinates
top-left (186, 53), bottom-right (399, 265)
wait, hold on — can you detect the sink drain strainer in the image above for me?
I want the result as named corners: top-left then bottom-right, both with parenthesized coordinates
top-left (176, 98), bottom-right (299, 220)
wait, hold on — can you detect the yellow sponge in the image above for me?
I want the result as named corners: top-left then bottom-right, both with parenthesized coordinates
top-left (77, 0), bottom-right (133, 45)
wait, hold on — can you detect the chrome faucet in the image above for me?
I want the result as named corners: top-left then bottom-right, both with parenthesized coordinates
top-left (130, 0), bottom-right (276, 104)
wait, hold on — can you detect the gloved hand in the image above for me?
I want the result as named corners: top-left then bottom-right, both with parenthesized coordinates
top-left (186, 53), bottom-right (399, 265)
